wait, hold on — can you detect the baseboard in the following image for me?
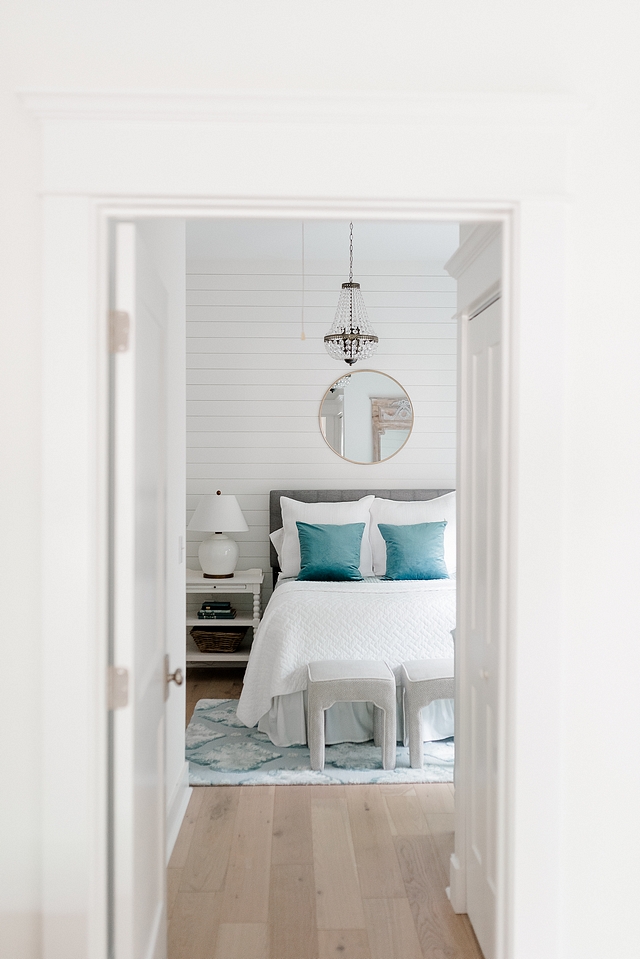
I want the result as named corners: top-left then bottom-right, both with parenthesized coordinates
top-left (166, 761), bottom-right (191, 863)
top-left (449, 852), bottom-right (467, 913)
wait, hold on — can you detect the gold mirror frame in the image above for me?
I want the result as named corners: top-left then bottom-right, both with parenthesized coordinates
top-left (319, 369), bottom-right (414, 465)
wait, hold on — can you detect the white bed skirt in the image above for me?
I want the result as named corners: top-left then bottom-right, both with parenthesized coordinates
top-left (257, 686), bottom-right (454, 747)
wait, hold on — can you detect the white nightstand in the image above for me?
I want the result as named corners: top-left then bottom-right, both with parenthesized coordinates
top-left (186, 567), bottom-right (264, 666)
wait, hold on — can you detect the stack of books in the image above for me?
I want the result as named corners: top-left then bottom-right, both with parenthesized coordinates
top-left (197, 600), bottom-right (236, 620)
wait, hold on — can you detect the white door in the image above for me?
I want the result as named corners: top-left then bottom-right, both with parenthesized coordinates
top-left (462, 295), bottom-right (503, 959)
top-left (111, 222), bottom-right (168, 959)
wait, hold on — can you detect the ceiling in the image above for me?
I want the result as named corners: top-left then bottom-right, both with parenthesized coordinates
top-left (186, 218), bottom-right (460, 267)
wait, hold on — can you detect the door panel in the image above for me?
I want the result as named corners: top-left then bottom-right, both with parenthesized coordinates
top-left (111, 223), bottom-right (168, 959)
top-left (463, 297), bottom-right (502, 959)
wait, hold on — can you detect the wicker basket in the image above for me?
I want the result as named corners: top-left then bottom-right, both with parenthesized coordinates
top-left (190, 627), bottom-right (247, 654)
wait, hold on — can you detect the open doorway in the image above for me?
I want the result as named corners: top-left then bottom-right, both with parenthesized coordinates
top-left (109, 216), bottom-right (502, 959)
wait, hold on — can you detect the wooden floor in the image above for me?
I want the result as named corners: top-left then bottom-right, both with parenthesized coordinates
top-left (169, 668), bottom-right (482, 959)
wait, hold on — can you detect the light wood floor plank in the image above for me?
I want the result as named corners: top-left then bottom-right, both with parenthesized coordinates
top-left (346, 786), bottom-right (406, 899)
top-left (378, 783), bottom-right (416, 795)
top-left (180, 786), bottom-right (240, 893)
top-left (214, 923), bottom-right (268, 959)
top-left (220, 786), bottom-right (275, 923)
top-left (318, 929), bottom-right (372, 959)
top-left (311, 796), bottom-right (366, 930)
top-left (363, 899), bottom-right (423, 959)
top-left (168, 891), bottom-right (222, 959)
top-left (168, 788), bottom-right (205, 869)
top-left (393, 836), bottom-right (482, 958)
top-left (384, 793), bottom-right (430, 836)
top-left (308, 784), bottom-right (346, 798)
top-left (271, 786), bottom-right (313, 866)
top-left (270, 864), bottom-right (319, 959)
top-left (425, 813), bottom-right (455, 885)
top-left (167, 867), bottom-right (182, 920)
top-left (414, 783), bottom-right (455, 815)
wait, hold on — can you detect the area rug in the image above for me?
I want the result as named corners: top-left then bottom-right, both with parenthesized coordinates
top-left (187, 699), bottom-right (454, 786)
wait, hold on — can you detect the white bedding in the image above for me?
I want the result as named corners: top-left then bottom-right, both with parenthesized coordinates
top-left (236, 577), bottom-right (456, 735)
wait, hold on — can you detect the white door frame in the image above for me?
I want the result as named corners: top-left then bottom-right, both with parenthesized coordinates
top-left (31, 91), bottom-right (571, 959)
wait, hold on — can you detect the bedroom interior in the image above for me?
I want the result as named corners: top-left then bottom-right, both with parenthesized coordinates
top-left (168, 217), bottom-right (499, 957)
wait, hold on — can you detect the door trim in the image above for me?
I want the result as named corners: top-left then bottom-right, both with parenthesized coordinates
top-left (31, 89), bottom-right (571, 959)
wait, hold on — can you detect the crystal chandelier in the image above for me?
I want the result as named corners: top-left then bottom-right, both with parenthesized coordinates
top-left (324, 222), bottom-right (378, 366)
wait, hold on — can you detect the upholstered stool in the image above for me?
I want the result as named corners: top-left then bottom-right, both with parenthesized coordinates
top-left (307, 660), bottom-right (396, 771)
top-left (401, 659), bottom-right (454, 768)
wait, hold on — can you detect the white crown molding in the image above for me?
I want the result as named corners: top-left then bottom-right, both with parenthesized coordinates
top-left (444, 222), bottom-right (502, 279)
top-left (19, 89), bottom-right (589, 126)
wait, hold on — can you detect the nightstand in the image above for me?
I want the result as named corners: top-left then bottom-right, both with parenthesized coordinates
top-left (185, 567), bottom-right (264, 666)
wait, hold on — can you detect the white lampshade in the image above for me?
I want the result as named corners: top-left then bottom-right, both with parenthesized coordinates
top-left (188, 492), bottom-right (249, 578)
top-left (188, 492), bottom-right (248, 533)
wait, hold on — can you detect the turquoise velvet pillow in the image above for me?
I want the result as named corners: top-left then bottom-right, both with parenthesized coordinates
top-left (378, 521), bottom-right (449, 580)
top-left (296, 521), bottom-right (365, 581)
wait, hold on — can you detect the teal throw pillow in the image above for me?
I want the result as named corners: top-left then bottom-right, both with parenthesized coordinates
top-left (296, 521), bottom-right (365, 581)
top-left (378, 521), bottom-right (449, 580)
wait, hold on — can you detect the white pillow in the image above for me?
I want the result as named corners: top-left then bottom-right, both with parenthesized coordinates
top-left (279, 495), bottom-right (375, 579)
top-left (269, 527), bottom-right (285, 567)
top-left (369, 492), bottom-right (456, 576)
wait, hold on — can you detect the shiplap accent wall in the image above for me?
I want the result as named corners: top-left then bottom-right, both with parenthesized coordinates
top-left (186, 252), bottom-right (457, 601)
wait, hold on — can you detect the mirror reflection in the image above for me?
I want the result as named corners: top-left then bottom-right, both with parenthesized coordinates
top-left (319, 370), bottom-right (414, 464)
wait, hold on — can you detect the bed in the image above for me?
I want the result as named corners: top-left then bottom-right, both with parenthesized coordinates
top-left (236, 489), bottom-right (456, 747)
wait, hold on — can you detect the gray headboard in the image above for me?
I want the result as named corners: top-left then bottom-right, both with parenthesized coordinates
top-left (269, 488), bottom-right (454, 574)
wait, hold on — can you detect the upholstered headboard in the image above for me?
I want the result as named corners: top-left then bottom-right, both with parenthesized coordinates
top-left (269, 488), bottom-right (454, 575)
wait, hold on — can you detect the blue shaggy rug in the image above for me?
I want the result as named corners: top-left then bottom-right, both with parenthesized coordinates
top-left (187, 699), bottom-right (454, 786)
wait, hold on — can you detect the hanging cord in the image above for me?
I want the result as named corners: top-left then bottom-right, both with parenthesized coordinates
top-left (349, 221), bottom-right (354, 282)
top-left (300, 222), bottom-right (306, 341)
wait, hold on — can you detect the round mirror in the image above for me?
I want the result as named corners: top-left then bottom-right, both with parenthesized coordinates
top-left (319, 370), bottom-right (414, 464)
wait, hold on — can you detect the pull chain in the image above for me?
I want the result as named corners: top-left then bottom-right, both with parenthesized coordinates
top-left (300, 221), bottom-right (306, 341)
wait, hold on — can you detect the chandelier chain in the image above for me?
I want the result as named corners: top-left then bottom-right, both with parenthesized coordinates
top-left (349, 221), bottom-right (353, 282)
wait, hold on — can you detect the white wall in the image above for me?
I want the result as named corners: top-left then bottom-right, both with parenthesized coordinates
top-left (185, 219), bottom-right (458, 601)
top-left (2, 4), bottom-right (640, 959)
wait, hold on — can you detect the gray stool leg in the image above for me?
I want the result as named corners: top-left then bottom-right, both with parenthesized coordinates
top-left (406, 688), bottom-right (425, 769)
top-left (373, 691), bottom-right (396, 770)
top-left (373, 706), bottom-right (382, 748)
top-left (307, 687), bottom-right (326, 771)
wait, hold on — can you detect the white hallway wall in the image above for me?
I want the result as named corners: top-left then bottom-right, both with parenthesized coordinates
top-left (2, 3), bottom-right (640, 959)
top-left (185, 219), bottom-right (459, 602)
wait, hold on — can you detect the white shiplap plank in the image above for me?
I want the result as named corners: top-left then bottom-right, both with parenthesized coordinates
top-left (186, 351), bottom-right (456, 370)
top-left (186, 306), bottom-right (456, 324)
top-left (187, 273), bottom-right (456, 293)
top-left (188, 415), bottom-right (456, 433)
top-left (186, 385), bottom-right (455, 403)
top-left (186, 369), bottom-right (456, 387)
top-left (187, 257), bottom-right (456, 277)
top-left (187, 448), bottom-right (456, 467)
top-left (187, 431), bottom-right (456, 449)
top-left (186, 290), bottom-right (456, 308)
top-left (186, 400), bottom-right (456, 418)
top-left (187, 474), bottom-right (457, 495)
top-left (186, 320), bottom-right (456, 338)
top-left (187, 338), bottom-right (456, 355)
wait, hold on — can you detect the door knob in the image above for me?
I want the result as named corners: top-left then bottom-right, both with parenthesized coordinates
top-left (164, 653), bottom-right (184, 699)
top-left (479, 668), bottom-right (489, 681)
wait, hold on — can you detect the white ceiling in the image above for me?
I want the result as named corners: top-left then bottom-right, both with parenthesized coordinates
top-left (186, 218), bottom-right (460, 266)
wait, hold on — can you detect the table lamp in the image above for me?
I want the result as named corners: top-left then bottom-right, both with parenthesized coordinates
top-left (187, 491), bottom-right (249, 578)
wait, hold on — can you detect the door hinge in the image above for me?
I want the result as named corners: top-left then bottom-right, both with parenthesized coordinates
top-left (108, 665), bottom-right (129, 710)
top-left (109, 310), bottom-right (130, 353)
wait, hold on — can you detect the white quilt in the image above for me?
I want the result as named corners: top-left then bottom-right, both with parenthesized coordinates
top-left (236, 578), bottom-right (456, 728)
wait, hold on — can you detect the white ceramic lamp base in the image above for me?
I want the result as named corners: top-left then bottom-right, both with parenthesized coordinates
top-left (198, 533), bottom-right (239, 578)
